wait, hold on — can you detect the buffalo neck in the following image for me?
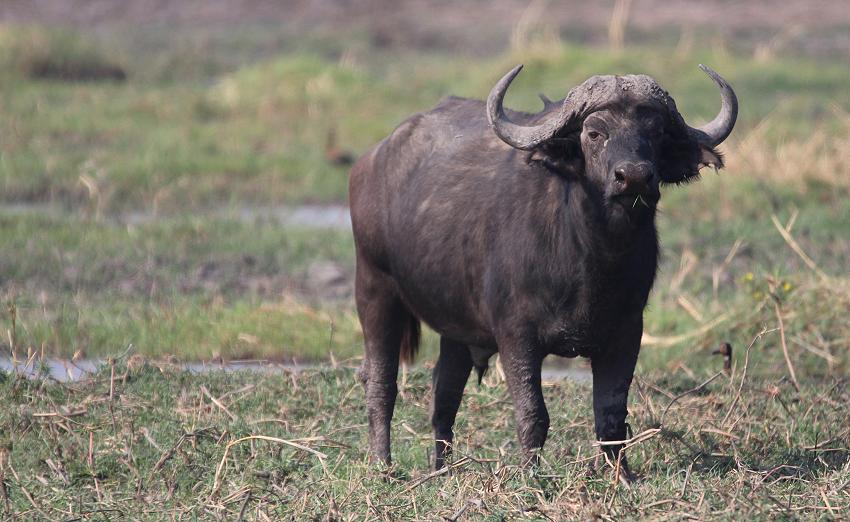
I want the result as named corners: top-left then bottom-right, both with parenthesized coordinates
top-left (550, 171), bottom-right (658, 272)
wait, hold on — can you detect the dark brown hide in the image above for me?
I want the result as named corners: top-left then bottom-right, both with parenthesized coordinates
top-left (349, 66), bottom-right (737, 475)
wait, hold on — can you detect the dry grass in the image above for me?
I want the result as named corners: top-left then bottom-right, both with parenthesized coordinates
top-left (0, 345), bottom-right (848, 520)
top-left (730, 106), bottom-right (850, 194)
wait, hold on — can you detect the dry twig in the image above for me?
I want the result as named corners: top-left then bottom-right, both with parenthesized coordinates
top-left (211, 435), bottom-right (328, 499)
top-left (771, 214), bottom-right (828, 281)
top-left (773, 300), bottom-right (800, 392)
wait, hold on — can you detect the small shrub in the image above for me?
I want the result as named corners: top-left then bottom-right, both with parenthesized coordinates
top-left (0, 26), bottom-right (126, 82)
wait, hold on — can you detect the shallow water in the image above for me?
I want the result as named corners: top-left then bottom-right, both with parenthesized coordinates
top-left (0, 358), bottom-right (591, 383)
top-left (0, 203), bottom-right (352, 230)
top-left (0, 358), bottom-right (315, 382)
top-left (233, 204), bottom-right (351, 229)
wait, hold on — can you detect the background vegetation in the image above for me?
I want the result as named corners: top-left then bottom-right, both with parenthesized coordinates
top-left (0, 1), bottom-right (848, 518)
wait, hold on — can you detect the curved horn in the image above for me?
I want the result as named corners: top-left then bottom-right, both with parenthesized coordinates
top-left (687, 64), bottom-right (738, 147)
top-left (486, 65), bottom-right (572, 150)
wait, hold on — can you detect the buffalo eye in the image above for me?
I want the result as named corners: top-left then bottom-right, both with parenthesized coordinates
top-left (644, 116), bottom-right (664, 136)
top-left (587, 131), bottom-right (603, 141)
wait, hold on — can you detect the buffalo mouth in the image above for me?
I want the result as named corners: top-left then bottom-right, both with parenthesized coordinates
top-left (611, 192), bottom-right (659, 211)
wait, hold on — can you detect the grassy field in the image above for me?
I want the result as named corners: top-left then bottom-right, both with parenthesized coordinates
top-left (1, 214), bottom-right (361, 361)
top-left (1, 25), bottom-right (849, 372)
top-left (0, 361), bottom-right (847, 519)
top-left (0, 12), bottom-right (848, 520)
top-left (2, 30), bottom-right (850, 211)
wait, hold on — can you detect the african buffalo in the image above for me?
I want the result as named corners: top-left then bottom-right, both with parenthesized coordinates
top-left (349, 64), bottom-right (737, 479)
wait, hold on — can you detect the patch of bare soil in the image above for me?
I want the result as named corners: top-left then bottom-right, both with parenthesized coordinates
top-left (3, 0), bottom-right (849, 31)
top-left (2, 0), bottom-right (849, 55)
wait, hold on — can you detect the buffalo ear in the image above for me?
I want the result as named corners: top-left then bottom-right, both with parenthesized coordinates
top-left (658, 136), bottom-right (724, 184)
top-left (528, 135), bottom-right (583, 174)
top-left (698, 145), bottom-right (724, 169)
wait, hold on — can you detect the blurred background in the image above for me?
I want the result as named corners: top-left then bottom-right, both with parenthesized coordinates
top-left (1, 0), bottom-right (848, 377)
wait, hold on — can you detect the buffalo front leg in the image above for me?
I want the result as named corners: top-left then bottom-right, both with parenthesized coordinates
top-left (591, 316), bottom-right (641, 480)
top-left (355, 263), bottom-right (407, 465)
top-left (499, 341), bottom-right (549, 464)
top-left (431, 338), bottom-right (473, 469)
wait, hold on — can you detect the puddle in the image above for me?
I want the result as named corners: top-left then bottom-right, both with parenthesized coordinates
top-left (233, 205), bottom-right (351, 229)
top-left (1, 358), bottom-right (591, 383)
top-left (1, 358), bottom-right (102, 381)
top-left (0, 203), bottom-right (66, 219)
top-left (0, 358), bottom-right (318, 382)
top-left (0, 203), bottom-right (352, 230)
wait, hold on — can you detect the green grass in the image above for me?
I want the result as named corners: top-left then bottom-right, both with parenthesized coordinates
top-left (9, 297), bottom-right (362, 362)
top-left (0, 214), bottom-right (358, 360)
top-left (0, 364), bottom-right (847, 519)
top-left (0, 213), bottom-right (354, 297)
top-left (2, 27), bottom-right (850, 212)
top-left (4, 169), bottom-right (848, 374)
top-left (1, 28), bottom-right (849, 371)
top-left (640, 171), bottom-right (850, 377)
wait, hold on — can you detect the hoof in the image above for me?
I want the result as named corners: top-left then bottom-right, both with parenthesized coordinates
top-left (616, 463), bottom-right (637, 487)
top-left (521, 448), bottom-right (543, 468)
top-left (601, 451), bottom-right (638, 487)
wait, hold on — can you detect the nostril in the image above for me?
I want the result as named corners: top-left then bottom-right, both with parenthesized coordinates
top-left (614, 168), bottom-right (626, 183)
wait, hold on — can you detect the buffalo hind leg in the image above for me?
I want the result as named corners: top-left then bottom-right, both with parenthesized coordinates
top-left (591, 315), bottom-right (641, 482)
top-left (431, 338), bottom-right (473, 469)
top-left (355, 263), bottom-right (408, 465)
top-left (499, 340), bottom-right (549, 465)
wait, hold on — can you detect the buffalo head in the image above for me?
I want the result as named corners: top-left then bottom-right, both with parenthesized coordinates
top-left (487, 65), bottom-right (738, 230)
